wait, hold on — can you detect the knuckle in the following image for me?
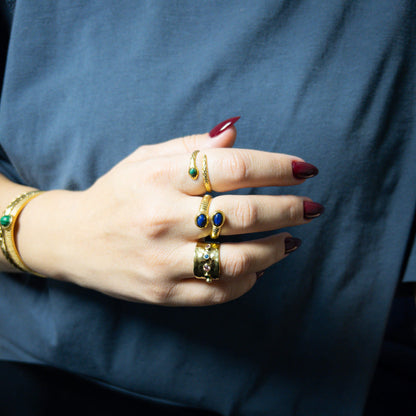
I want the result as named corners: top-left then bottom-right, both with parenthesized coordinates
top-left (287, 196), bottom-right (303, 223)
top-left (273, 159), bottom-right (285, 178)
top-left (144, 161), bottom-right (174, 184)
top-left (233, 199), bottom-right (258, 229)
top-left (225, 251), bottom-right (253, 277)
top-left (141, 212), bottom-right (172, 239)
top-left (223, 152), bottom-right (250, 183)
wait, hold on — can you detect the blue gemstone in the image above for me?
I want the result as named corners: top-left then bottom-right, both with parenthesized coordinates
top-left (212, 212), bottom-right (224, 226)
top-left (196, 214), bottom-right (207, 228)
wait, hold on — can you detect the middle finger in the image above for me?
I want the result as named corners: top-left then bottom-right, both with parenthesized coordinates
top-left (180, 194), bottom-right (322, 239)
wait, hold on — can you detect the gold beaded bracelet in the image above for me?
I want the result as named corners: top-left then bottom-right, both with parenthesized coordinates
top-left (0, 190), bottom-right (45, 277)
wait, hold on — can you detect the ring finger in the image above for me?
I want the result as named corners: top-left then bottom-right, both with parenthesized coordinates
top-left (173, 232), bottom-right (298, 281)
top-left (165, 232), bottom-right (300, 306)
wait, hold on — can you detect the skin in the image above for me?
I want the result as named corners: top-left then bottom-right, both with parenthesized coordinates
top-left (0, 126), bottom-right (318, 306)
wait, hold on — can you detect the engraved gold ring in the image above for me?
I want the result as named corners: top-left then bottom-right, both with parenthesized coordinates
top-left (193, 241), bottom-right (220, 283)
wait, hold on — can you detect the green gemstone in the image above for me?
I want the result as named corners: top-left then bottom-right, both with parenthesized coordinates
top-left (189, 168), bottom-right (198, 178)
top-left (0, 215), bottom-right (12, 227)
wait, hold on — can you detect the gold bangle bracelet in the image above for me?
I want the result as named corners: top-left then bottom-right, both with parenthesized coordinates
top-left (0, 190), bottom-right (45, 277)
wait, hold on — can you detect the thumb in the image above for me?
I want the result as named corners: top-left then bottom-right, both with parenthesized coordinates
top-left (200, 116), bottom-right (240, 150)
top-left (127, 117), bottom-right (240, 162)
top-left (181, 116), bottom-right (240, 154)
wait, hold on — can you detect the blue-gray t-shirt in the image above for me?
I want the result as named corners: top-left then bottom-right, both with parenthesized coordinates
top-left (0, 1), bottom-right (415, 415)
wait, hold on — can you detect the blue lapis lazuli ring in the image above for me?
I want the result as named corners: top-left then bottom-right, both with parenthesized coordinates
top-left (210, 211), bottom-right (225, 239)
top-left (195, 194), bottom-right (212, 229)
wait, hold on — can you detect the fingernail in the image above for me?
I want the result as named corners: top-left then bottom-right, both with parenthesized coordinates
top-left (304, 201), bottom-right (325, 219)
top-left (256, 270), bottom-right (266, 279)
top-left (292, 161), bottom-right (319, 179)
top-left (209, 116), bottom-right (240, 138)
top-left (285, 237), bottom-right (302, 254)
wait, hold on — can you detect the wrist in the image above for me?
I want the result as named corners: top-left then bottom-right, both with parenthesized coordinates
top-left (15, 189), bottom-right (84, 279)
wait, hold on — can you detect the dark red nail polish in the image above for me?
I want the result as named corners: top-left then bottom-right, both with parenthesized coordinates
top-left (292, 161), bottom-right (319, 179)
top-left (304, 201), bottom-right (325, 219)
top-left (285, 237), bottom-right (302, 254)
top-left (209, 117), bottom-right (240, 138)
top-left (256, 270), bottom-right (266, 279)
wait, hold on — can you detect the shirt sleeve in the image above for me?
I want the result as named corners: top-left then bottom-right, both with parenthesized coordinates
top-left (0, 1), bottom-right (20, 182)
top-left (402, 224), bottom-right (416, 283)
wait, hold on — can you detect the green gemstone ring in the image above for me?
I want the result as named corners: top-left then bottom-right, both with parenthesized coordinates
top-left (188, 150), bottom-right (200, 180)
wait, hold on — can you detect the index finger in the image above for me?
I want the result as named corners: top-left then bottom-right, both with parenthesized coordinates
top-left (174, 148), bottom-right (318, 194)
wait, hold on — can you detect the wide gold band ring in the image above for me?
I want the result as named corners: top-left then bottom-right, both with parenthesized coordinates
top-left (194, 241), bottom-right (220, 283)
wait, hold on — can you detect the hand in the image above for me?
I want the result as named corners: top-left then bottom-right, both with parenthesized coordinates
top-left (18, 121), bottom-right (322, 306)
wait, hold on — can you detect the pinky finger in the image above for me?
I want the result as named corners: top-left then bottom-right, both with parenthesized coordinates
top-left (219, 232), bottom-right (301, 281)
top-left (170, 274), bottom-right (258, 307)
top-left (169, 232), bottom-right (301, 306)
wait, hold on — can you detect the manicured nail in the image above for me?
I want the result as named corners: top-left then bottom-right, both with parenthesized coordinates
top-left (209, 116), bottom-right (240, 138)
top-left (292, 161), bottom-right (319, 179)
top-left (256, 270), bottom-right (266, 279)
top-left (285, 237), bottom-right (302, 254)
top-left (304, 201), bottom-right (325, 219)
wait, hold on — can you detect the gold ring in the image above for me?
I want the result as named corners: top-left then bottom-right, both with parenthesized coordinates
top-left (194, 241), bottom-right (220, 283)
top-left (202, 154), bottom-right (212, 192)
top-left (188, 150), bottom-right (200, 180)
top-left (210, 211), bottom-right (225, 239)
top-left (195, 194), bottom-right (212, 229)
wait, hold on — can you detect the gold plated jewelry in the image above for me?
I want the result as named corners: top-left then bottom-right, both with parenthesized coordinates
top-left (210, 211), bottom-right (225, 239)
top-left (193, 241), bottom-right (220, 283)
top-left (195, 194), bottom-right (212, 229)
top-left (0, 190), bottom-right (45, 277)
top-left (202, 154), bottom-right (212, 192)
top-left (188, 150), bottom-right (200, 180)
